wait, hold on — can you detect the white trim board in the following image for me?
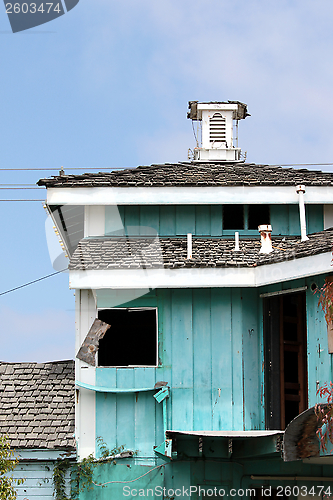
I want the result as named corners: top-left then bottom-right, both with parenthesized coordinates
top-left (69, 251), bottom-right (333, 289)
top-left (47, 185), bottom-right (333, 206)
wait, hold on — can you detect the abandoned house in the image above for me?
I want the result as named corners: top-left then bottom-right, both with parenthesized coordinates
top-left (0, 360), bottom-right (75, 499)
top-left (38, 101), bottom-right (333, 498)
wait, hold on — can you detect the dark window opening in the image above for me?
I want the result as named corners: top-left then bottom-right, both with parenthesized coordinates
top-left (264, 292), bottom-right (307, 430)
top-left (248, 205), bottom-right (270, 230)
top-left (97, 309), bottom-right (157, 367)
top-left (223, 205), bottom-right (244, 230)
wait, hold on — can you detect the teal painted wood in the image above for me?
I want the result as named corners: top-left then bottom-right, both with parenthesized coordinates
top-left (270, 204), bottom-right (289, 235)
top-left (306, 276), bottom-right (332, 406)
top-left (211, 205), bottom-right (223, 236)
top-left (171, 289), bottom-right (193, 429)
top-left (231, 289), bottom-right (244, 430)
top-left (79, 463), bottom-right (164, 500)
top-left (196, 206), bottom-right (211, 235)
top-left (123, 205), bottom-right (140, 232)
top-left (176, 205), bottom-right (195, 235)
top-left (211, 288), bottom-right (232, 431)
top-left (159, 206), bottom-right (176, 235)
top-left (140, 206), bottom-right (159, 235)
top-left (105, 204), bottom-right (325, 237)
top-left (307, 205), bottom-right (324, 234)
top-left (289, 204), bottom-right (300, 235)
top-left (257, 295), bottom-right (265, 428)
top-left (242, 289), bottom-right (260, 430)
top-left (193, 289), bottom-right (212, 430)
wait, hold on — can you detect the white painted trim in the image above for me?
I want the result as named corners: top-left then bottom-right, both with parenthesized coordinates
top-left (84, 206), bottom-right (105, 237)
top-left (324, 205), bottom-right (333, 229)
top-left (47, 185), bottom-right (333, 206)
top-left (69, 252), bottom-right (333, 289)
top-left (75, 289), bottom-right (97, 460)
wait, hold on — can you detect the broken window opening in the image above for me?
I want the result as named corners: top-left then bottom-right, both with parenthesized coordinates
top-left (97, 308), bottom-right (158, 367)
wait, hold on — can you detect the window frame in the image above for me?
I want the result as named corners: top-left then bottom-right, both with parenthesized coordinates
top-left (96, 306), bottom-right (158, 368)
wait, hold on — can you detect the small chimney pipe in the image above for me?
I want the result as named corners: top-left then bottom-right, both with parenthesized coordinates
top-left (187, 233), bottom-right (192, 259)
top-left (296, 185), bottom-right (309, 242)
top-left (258, 224), bottom-right (272, 254)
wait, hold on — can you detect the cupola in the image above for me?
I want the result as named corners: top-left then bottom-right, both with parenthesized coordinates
top-left (187, 101), bottom-right (249, 161)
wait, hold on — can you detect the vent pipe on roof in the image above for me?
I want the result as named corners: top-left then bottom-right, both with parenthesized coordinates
top-left (187, 233), bottom-right (192, 259)
top-left (296, 185), bottom-right (309, 242)
top-left (258, 225), bottom-right (272, 254)
top-left (234, 232), bottom-right (240, 251)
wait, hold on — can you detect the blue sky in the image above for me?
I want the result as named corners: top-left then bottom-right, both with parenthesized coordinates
top-left (1, 0), bottom-right (333, 362)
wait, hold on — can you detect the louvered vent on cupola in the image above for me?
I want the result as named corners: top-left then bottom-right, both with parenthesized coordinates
top-left (187, 101), bottom-right (249, 161)
top-left (209, 113), bottom-right (226, 144)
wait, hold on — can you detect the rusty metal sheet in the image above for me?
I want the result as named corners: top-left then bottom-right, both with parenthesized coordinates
top-left (76, 319), bottom-right (110, 366)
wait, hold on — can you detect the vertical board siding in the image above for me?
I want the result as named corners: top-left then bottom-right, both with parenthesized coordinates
top-left (193, 289), bottom-right (212, 430)
top-left (211, 288), bottom-right (233, 430)
top-left (96, 287), bottom-right (264, 456)
top-left (231, 289), bottom-right (244, 430)
top-left (306, 276), bottom-right (332, 406)
top-left (105, 204), bottom-right (324, 237)
top-left (171, 289), bottom-right (194, 430)
top-left (242, 289), bottom-right (260, 429)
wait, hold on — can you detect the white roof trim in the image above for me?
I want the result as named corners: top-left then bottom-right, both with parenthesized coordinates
top-left (47, 185), bottom-right (333, 206)
top-left (69, 251), bottom-right (332, 289)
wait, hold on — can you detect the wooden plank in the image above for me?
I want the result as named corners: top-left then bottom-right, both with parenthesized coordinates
top-left (242, 289), bottom-right (260, 430)
top-left (211, 205), bottom-right (223, 236)
top-left (76, 319), bottom-right (111, 366)
top-left (160, 206), bottom-right (176, 235)
top-left (193, 289), bottom-right (212, 430)
top-left (196, 206), bottom-right (211, 235)
top-left (116, 370), bottom-right (135, 450)
top-left (270, 204), bottom-right (289, 235)
top-left (176, 206), bottom-right (195, 235)
top-left (124, 205), bottom-right (140, 234)
top-left (171, 289), bottom-right (193, 429)
top-left (211, 288), bottom-right (232, 431)
top-left (231, 288), bottom-right (244, 430)
top-left (289, 205), bottom-right (300, 235)
top-left (140, 205), bottom-right (160, 235)
top-left (307, 204), bottom-right (324, 234)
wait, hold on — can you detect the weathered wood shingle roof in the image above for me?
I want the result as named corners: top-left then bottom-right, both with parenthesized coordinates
top-left (68, 229), bottom-right (333, 270)
top-left (0, 360), bottom-right (75, 449)
top-left (37, 162), bottom-right (333, 188)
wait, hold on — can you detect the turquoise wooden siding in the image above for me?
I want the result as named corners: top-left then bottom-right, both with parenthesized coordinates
top-left (106, 204), bottom-right (324, 237)
top-left (96, 279), bottom-right (333, 458)
top-left (96, 288), bottom-right (263, 457)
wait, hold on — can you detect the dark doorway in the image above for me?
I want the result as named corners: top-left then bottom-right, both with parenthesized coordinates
top-left (264, 292), bottom-right (307, 429)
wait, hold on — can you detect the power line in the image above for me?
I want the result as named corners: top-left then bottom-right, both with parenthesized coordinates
top-left (0, 268), bottom-right (68, 297)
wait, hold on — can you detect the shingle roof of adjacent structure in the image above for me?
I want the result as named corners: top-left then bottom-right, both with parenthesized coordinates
top-left (69, 229), bottom-right (333, 270)
top-left (37, 162), bottom-right (333, 188)
top-left (0, 360), bottom-right (75, 450)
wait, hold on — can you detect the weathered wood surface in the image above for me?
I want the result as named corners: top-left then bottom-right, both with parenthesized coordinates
top-left (77, 319), bottom-right (111, 366)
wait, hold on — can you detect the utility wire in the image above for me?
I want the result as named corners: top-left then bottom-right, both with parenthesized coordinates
top-left (0, 268), bottom-right (68, 297)
top-left (0, 199), bottom-right (45, 201)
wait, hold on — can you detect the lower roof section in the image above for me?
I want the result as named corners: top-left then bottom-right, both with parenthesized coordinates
top-left (69, 250), bottom-right (332, 289)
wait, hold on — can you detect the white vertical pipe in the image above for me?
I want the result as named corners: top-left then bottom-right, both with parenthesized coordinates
top-left (187, 233), bottom-right (192, 259)
top-left (234, 231), bottom-right (240, 251)
top-left (296, 185), bottom-right (309, 241)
